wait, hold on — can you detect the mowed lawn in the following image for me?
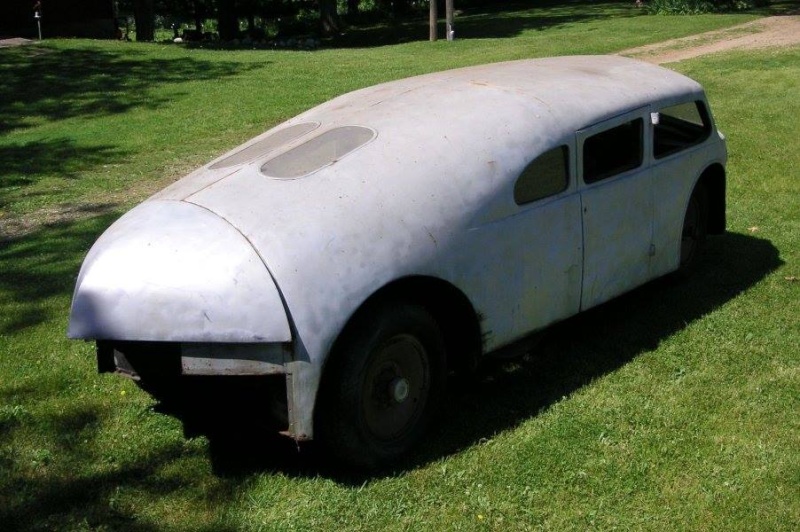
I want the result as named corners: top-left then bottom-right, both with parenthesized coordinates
top-left (1, 2), bottom-right (798, 530)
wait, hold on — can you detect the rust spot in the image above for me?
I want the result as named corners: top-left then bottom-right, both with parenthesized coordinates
top-left (280, 429), bottom-right (312, 442)
top-left (426, 228), bottom-right (437, 246)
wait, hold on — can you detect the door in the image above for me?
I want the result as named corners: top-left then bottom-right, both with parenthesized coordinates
top-left (578, 108), bottom-right (654, 310)
top-left (450, 143), bottom-right (582, 351)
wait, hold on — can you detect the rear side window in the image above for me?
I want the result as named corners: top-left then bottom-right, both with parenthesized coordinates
top-left (514, 145), bottom-right (569, 205)
top-left (261, 126), bottom-right (375, 178)
top-left (583, 118), bottom-right (643, 184)
top-left (653, 101), bottom-right (711, 159)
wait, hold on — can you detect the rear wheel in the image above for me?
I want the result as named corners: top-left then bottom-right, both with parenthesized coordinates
top-left (678, 182), bottom-right (708, 277)
top-left (317, 303), bottom-right (446, 470)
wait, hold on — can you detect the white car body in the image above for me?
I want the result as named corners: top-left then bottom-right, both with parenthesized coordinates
top-left (69, 56), bottom-right (727, 456)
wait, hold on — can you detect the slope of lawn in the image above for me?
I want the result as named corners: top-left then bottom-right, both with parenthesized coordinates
top-left (1, 2), bottom-right (797, 530)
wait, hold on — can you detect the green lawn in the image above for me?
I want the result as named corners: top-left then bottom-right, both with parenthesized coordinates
top-left (1, 1), bottom-right (798, 530)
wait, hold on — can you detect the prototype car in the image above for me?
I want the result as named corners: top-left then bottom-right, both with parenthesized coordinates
top-left (68, 56), bottom-right (727, 468)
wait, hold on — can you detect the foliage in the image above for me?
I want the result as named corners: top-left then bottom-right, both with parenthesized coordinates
top-left (1, 2), bottom-right (797, 529)
top-left (647, 0), bottom-right (716, 14)
top-left (646, 0), bottom-right (770, 15)
top-left (120, 0), bottom-right (433, 41)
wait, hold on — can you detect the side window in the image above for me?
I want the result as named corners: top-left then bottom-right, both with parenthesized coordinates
top-left (653, 101), bottom-right (711, 159)
top-left (514, 145), bottom-right (569, 205)
top-left (583, 118), bottom-right (643, 184)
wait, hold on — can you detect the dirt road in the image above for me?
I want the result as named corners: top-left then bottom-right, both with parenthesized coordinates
top-left (619, 14), bottom-right (800, 64)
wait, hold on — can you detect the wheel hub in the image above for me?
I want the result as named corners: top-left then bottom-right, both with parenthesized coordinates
top-left (390, 377), bottom-right (410, 403)
top-left (362, 334), bottom-right (430, 441)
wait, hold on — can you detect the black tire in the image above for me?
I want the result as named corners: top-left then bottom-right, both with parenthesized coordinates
top-left (677, 182), bottom-right (708, 277)
top-left (316, 303), bottom-right (446, 470)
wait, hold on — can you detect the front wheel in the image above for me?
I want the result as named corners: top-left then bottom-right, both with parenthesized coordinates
top-left (316, 303), bottom-right (446, 470)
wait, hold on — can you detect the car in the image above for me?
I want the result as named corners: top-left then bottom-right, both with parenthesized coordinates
top-left (68, 55), bottom-right (727, 469)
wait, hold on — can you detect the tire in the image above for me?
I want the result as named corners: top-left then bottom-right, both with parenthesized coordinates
top-left (677, 182), bottom-right (708, 277)
top-left (316, 303), bottom-right (446, 470)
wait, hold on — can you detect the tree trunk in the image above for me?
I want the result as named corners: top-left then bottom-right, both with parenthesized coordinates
top-left (216, 0), bottom-right (239, 41)
top-left (347, 0), bottom-right (360, 17)
top-left (445, 0), bottom-right (453, 40)
top-left (192, 0), bottom-right (205, 33)
top-left (133, 0), bottom-right (155, 41)
top-left (429, 0), bottom-right (437, 41)
top-left (319, 0), bottom-right (341, 35)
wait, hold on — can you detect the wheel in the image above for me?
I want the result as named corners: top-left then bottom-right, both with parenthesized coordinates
top-left (316, 303), bottom-right (446, 470)
top-left (677, 182), bottom-right (708, 277)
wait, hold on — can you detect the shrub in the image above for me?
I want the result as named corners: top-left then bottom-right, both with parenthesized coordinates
top-left (645, 0), bottom-right (769, 14)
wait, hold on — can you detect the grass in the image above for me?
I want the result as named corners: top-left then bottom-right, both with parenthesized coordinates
top-left (1, 1), bottom-right (798, 530)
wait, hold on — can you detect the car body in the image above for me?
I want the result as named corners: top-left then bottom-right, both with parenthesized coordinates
top-left (68, 56), bottom-right (727, 467)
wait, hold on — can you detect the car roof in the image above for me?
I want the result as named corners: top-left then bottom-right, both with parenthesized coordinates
top-left (292, 55), bottom-right (703, 143)
top-left (160, 56), bottom-right (707, 223)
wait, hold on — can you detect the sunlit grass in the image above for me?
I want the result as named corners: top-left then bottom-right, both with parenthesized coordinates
top-left (1, 3), bottom-right (757, 226)
top-left (1, 2), bottom-right (797, 530)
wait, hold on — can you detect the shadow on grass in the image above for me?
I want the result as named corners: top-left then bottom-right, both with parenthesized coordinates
top-left (177, 231), bottom-right (781, 482)
top-left (327, 0), bottom-right (633, 48)
top-left (0, 231), bottom-right (783, 527)
top-left (0, 211), bottom-right (120, 333)
top-left (0, 45), bottom-right (258, 134)
top-left (0, 402), bottom-right (212, 531)
top-left (0, 43), bottom-right (259, 227)
top-left (0, 214), bottom-right (781, 488)
top-left (0, 138), bottom-right (127, 211)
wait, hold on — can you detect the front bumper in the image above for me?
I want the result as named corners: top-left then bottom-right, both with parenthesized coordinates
top-left (97, 340), bottom-right (291, 378)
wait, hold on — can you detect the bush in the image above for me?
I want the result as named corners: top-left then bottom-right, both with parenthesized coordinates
top-left (646, 0), bottom-right (714, 14)
top-left (646, 0), bottom-right (769, 14)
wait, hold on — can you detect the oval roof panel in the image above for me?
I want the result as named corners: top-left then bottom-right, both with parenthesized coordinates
top-left (209, 122), bottom-right (320, 170)
top-left (260, 126), bottom-right (376, 179)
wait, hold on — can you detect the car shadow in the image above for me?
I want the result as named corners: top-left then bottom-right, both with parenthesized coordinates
top-left (154, 231), bottom-right (781, 482)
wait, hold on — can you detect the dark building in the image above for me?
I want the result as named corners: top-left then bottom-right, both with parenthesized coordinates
top-left (1, 0), bottom-right (116, 39)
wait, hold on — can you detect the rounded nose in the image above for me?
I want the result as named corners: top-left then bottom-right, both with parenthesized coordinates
top-left (68, 200), bottom-right (291, 343)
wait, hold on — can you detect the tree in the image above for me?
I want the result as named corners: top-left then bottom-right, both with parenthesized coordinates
top-left (216, 0), bottom-right (239, 40)
top-left (133, 0), bottom-right (155, 41)
top-left (319, 0), bottom-right (341, 35)
top-left (375, 0), bottom-right (414, 15)
top-left (159, 0), bottom-right (213, 33)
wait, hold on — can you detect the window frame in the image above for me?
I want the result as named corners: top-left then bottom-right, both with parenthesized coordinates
top-left (575, 105), bottom-right (652, 188)
top-left (513, 145), bottom-right (571, 206)
top-left (653, 100), bottom-right (712, 160)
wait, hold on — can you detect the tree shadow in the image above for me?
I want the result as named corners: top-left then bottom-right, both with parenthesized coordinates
top-left (3, 215), bottom-right (779, 484)
top-left (183, 231), bottom-right (781, 482)
top-left (455, 0), bottom-right (634, 39)
top-left (0, 138), bottom-right (127, 212)
top-left (0, 211), bottom-right (121, 333)
top-left (327, 0), bottom-right (633, 48)
top-left (0, 45), bottom-right (259, 134)
top-left (0, 401), bottom-right (210, 531)
top-left (148, 377), bottom-right (323, 478)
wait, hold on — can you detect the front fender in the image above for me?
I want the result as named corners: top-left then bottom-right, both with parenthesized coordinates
top-left (68, 200), bottom-right (292, 343)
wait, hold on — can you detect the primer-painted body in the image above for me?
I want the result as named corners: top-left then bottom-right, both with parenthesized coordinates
top-left (69, 56), bottom-right (727, 439)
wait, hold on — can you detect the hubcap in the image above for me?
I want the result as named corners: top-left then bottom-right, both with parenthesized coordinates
top-left (390, 377), bottom-right (410, 403)
top-left (362, 334), bottom-right (430, 441)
